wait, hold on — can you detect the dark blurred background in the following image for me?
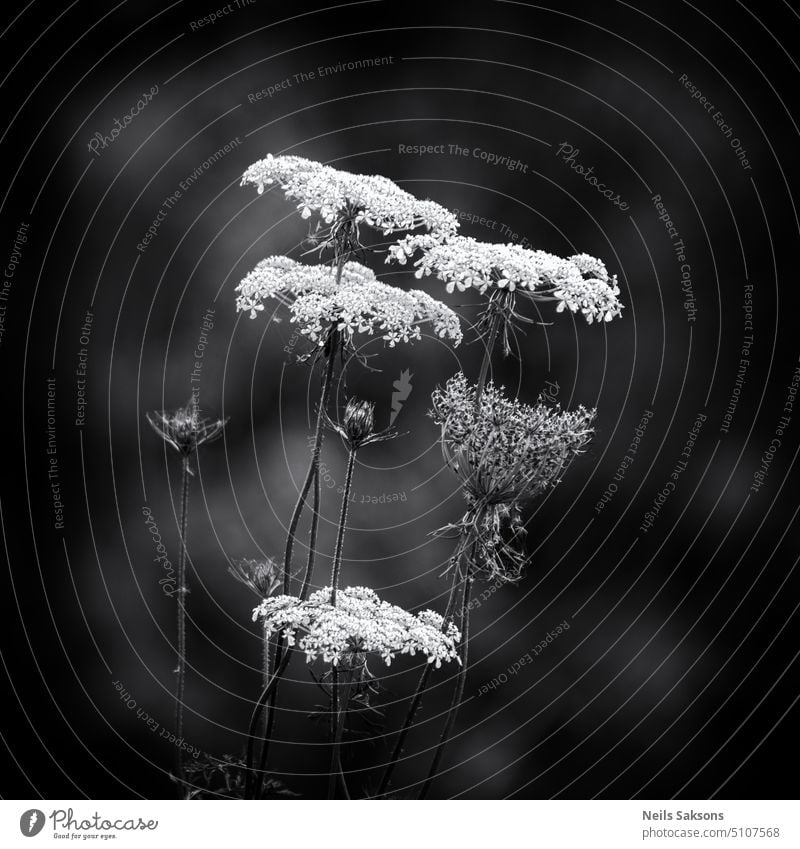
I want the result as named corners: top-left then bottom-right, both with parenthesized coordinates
top-left (1, 0), bottom-right (799, 800)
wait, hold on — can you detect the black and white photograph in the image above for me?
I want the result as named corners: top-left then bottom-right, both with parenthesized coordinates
top-left (0, 0), bottom-right (798, 843)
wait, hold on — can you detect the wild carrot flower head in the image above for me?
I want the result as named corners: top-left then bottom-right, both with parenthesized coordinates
top-left (146, 398), bottom-right (227, 457)
top-left (252, 586), bottom-right (461, 669)
top-left (240, 154), bottom-right (458, 246)
top-left (228, 557), bottom-right (282, 598)
top-left (389, 235), bottom-right (623, 325)
top-left (235, 256), bottom-right (462, 348)
top-left (430, 373), bottom-right (596, 581)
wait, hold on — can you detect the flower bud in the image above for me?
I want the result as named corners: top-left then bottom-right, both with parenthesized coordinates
top-left (343, 398), bottom-right (375, 447)
top-left (229, 557), bottom-right (282, 598)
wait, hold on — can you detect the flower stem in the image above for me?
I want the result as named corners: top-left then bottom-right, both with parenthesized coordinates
top-left (419, 573), bottom-right (472, 799)
top-left (331, 447), bottom-right (356, 604)
top-left (283, 345), bottom-right (337, 590)
top-left (245, 346), bottom-right (337, 799)
top-left (243, 653), bottom-right (291, 798)
top-left (475, 310), bottom-right (501, 410)
top-left (174, 455), bottom-right (190, 793)
top-left (327, 665), bottom-right (340, 798)
top-left (327, 446), bottom-right (356, 797)
top-left (376, 558), bottom-right (460, 797)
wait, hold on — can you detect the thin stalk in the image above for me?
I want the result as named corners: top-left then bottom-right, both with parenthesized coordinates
top-left (253, 460), bottom-right (325, 795)
top-left (260, 621), bottom-right (271, 742)
top-left (246, 231), bottom-right (350, 799)
top-left (419, 574), bottom-right (472, 799)
top-left (328, 666), bottom-right (354, 799)
top-left (261, 621), bottom-right (271, 689)
top-left (283, 346), bottom-right (337, 589)
top-left (243, 652), bottom-right (291, 798)
top-left (327, 666), bottom-right (340, 799)
top-left (327, 445), bottom-right (356, 797)
top-left (174, 455), bottom-right (190, 791)
top-left (249, 346), bottom-right (337, 798)
top-left (331, 447), bottom-right (356, 604)
top-left (376, 557), bottom-right (461, 797)
top-left (475, 310), bottom-right (501, 409)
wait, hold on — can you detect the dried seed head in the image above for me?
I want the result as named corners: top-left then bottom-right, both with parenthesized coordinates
top-left (146, 398), bottom-right (227, 457)
top-left (228, 557), bottom-right (282, 598)
top-left (431, 373), bottom-right (596, 583)
top-left (343, 398), bottom-right (375, 447)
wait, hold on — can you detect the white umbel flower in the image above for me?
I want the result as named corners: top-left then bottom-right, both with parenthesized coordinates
top-left (252, 586), bottom-right (462, 668)
top-left (241, 154), bottom-right (458, 242)
top-left (235, 256), bottom-right (463, 347)
top-left (388, 235), bottom-right (623, 324)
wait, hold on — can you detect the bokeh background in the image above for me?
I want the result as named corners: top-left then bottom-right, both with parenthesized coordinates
top-left (1, 0), bottom-right (799, 799)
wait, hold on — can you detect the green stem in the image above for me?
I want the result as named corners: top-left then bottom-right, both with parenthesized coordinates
top-left (174, 455), bottom-right (190, 792)
top-left (419, 574), bottom-right (472, 799)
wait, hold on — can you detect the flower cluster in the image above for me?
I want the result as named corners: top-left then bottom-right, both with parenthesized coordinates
top-left (235, 256), bottom-right (462, 347)
top-left (389, 235), bottom-right (623, 324)
top-left (252, 586), bottom-right (461, 668)
top-left (431, 373), bottom-right (596, 581)
top-left (241, 154), bottom-right (458, 243)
